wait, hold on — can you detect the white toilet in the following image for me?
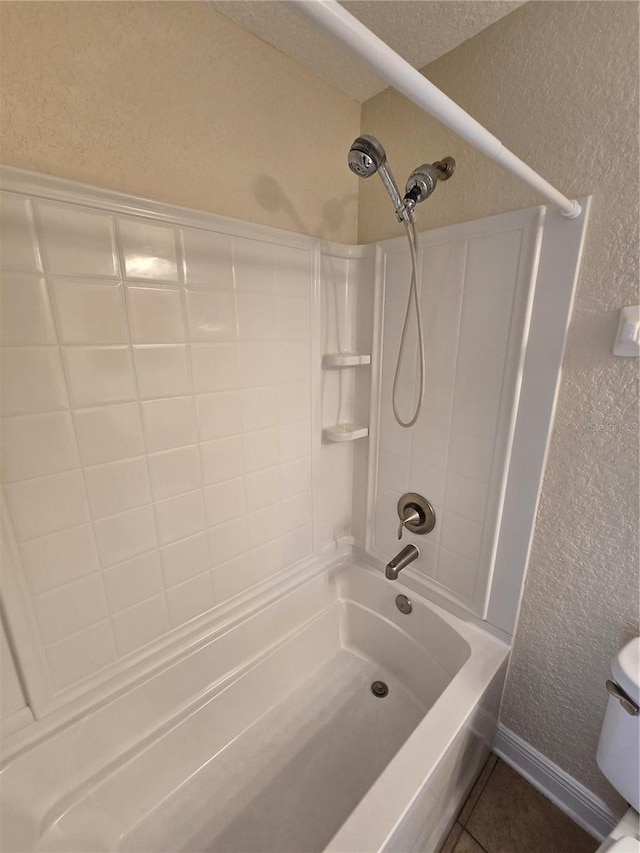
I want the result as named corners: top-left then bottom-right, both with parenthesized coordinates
top-left (596, 637), bottom-right (640, 852)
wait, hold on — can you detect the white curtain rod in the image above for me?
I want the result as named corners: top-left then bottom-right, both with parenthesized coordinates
top-left (291, 0), bottom-right (582, 219)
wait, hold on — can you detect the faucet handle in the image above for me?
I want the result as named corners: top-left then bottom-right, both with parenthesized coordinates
top-left (396, 493), bottom-right (436, 538)
top-left (398, 506), bottom-right (421, 539)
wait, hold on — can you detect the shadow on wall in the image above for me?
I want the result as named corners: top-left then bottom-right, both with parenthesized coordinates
top-left (254, 175), bottom-right (358, 240)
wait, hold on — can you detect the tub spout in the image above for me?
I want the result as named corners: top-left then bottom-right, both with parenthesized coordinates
top-left (385, 544), bottom-right (419, 580)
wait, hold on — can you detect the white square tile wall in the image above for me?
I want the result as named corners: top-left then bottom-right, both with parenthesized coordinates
top-left (1, 193), bottom-right (315, 696)
top-left (374, 226), bottom-right (529, 611)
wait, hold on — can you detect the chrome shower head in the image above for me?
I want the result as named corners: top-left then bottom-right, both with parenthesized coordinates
top-left (348, 136), bottom-right (455, 224)
top-left (404, 157), bottom-right (456, 208)
top-left (348, 135), bottom-right (411, 222)
top-left (348, 135), bottom-right (387, 178)
top-left (404, 164), bottom-right (440, 203)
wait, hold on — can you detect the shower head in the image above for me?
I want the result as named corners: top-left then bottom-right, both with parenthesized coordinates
top-left (347, 135), bottom-right (387, 178)
top-left (404, 164), bottom-right (440, 203)
top-left (348, 136), bottom-right (455, 224)
top-left (403, 157), bottom-right (456, 211)
top-left (348, 135), bottom-right (411, 223)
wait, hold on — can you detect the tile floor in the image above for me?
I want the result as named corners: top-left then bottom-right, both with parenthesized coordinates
top-left (439, 755), bottom-right (599, 853)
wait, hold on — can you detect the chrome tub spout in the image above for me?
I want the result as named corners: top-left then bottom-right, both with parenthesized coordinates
top-left (385, 544), bottom-right (419, 580)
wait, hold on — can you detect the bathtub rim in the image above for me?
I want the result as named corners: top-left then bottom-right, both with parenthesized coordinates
top-left (1, 547), bottom-right (510, 764)
top-left (3, 559), bottom-right (509, 850)
top-left (38, 589), bottom-right (469, 851)
top-left (325, 567), bottom-right (509, 852)
top-left (1, 554), bottom-right (509, 853)
top-left (0, 545), bottom-right (341, 762)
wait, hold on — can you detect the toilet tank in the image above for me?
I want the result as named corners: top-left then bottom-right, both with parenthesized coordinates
top-left (597, 637), bottom-right (640, 811)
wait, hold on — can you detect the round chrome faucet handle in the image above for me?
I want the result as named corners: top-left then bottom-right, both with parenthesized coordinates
top-left (397, 493), bottom-right (436, 537)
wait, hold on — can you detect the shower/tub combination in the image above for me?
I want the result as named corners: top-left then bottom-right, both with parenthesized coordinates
top-left (1, 563), bottom-right (508, 853)
top-left (0, 3), bottom-right (591, 852)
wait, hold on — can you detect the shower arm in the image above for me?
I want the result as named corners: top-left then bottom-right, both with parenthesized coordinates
top-left (290, 0), bottom-right (582, 219)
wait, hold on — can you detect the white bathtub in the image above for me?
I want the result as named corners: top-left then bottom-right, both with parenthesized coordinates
top-left (0, 559), bottom-right (509, 853)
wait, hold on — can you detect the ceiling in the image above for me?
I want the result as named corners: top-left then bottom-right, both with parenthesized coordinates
top-left (212, 1), bottom-right (526, 103)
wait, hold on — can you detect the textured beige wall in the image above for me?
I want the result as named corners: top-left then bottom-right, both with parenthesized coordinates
top-left (0, 1), bottom-right (360, 242)
top-left (361, 1), bottom-right (639, 810)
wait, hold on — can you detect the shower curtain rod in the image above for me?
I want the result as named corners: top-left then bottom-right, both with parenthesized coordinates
top-left (291, 0), bottom-right (582, 219)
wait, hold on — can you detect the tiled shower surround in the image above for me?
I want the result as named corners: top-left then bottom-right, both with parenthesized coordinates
top-left (372, 209), bottom-right (542, 614)
top-left (1, 174), bottom-right (543, 723)
top-left (1, 190), bottom-right (316, 701)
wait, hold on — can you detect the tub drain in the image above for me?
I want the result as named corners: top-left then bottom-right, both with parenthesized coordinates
top-left (371, 680), bottom-right (389, 698)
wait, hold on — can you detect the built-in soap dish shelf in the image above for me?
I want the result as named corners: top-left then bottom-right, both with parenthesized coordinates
top-left (322, 424), bottom-right (369, 442)
top-left (322, 353), bottom-right (371, 368)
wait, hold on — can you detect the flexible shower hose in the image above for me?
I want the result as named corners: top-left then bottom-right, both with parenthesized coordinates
top-left (392, 219), bottom-right (425, 428)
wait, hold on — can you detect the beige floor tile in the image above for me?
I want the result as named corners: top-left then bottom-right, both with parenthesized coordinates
top-left (459, 753), bottom-right (498, 825)
top-left (439, 821), bottom-right (463, 853)
top-left (454, 830), bottom-right (487, 852)
top-left (466, 760), bottom-right (598, 853)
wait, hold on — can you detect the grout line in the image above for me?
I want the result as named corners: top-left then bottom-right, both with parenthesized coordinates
top-left (433, 239), bottom-right (468, 586)
top-left (438, 821), bottom-right (463, 853)
top-left (33, 211), bottom-right (121, 662)
top-left (460, 753), bottom-right (499, 829)
top-left (24, 197), bottom-right (45, 273)
top-left (112, 217), bottom-right (171, 651)
top-left (176, 258), bottom-right (220, 613)
top-left (460, 828), bottom-right (491, 853)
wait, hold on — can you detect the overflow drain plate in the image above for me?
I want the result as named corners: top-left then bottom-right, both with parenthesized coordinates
top-left (395, 594), bottom-right (412, 615)
top-left (371, 680), bottom-right (389, 698)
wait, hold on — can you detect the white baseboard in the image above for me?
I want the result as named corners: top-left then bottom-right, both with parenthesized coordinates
top-left (493, 723), bottom-right (619, 841)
